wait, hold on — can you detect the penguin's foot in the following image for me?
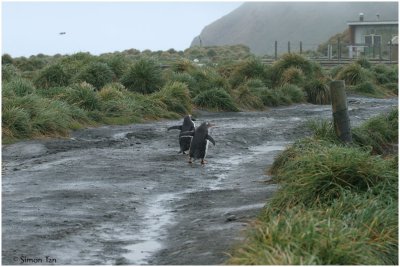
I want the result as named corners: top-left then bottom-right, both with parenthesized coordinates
top-left (201, 159), bottom-right (207, 165)
top-left (188, 158), bottom-right (193, 164)
top-left (183, 151), bottom-right (186, 155)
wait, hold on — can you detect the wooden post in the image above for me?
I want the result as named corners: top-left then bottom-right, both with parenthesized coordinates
top-left (389, 40), bottom-right (392, 63)
top-left (288, 41), bottom-right (291, 53)
top-left (275, 41), bottom-right (278, 61)
top-left (330, 80), bottom-right (352, 143)
top-left (300, 41), bottom-right (303, 54)
top-left (337, 38), bottom-right (341, 63)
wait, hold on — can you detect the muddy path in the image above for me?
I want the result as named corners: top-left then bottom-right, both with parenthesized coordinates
top-left (2, 96), bottom-right (397, 265)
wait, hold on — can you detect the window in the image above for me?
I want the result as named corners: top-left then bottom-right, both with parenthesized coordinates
top-left (364, 34), bottom-right (382, 47)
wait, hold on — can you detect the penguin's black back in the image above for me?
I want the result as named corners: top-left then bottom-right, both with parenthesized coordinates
top-left (189, 122), bottom-right (209, 159)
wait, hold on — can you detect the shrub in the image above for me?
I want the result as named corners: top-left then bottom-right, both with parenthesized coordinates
top-left (269, 141), bottom-right (396, 208)
top-left (335, 63), bottom-right (371, 85)
top-left (2, 64), bottom-right (20, 82)
top-left (62, 82), bottom-right (101, 111)
top-left (2, 105), bottom-right (32, 139)
top-left (193, 88), bottom-right (238, 111)
top-left (75, 62), bottom-right (114, 90)
top-left (152, 81), bottom-right (192, 115)
top-left (172, 59), bottom-right (195, 72)
top-left (168, 71), bottom-right (197, 91)
top-left (352, 108), bottom-right (398, 154)
top-left (98, 83), bottom-right (126, 101)
top-left (279, 84), bottom-right (304, 103)
top-left (271, 54), bottom-right (313, 85)
top-left (3, 77), bottom-right (35, 97)
top-left (229, 58), bottom-right (269, 88)
top-left (121, 58), bottom-right (164, 94)
top-left (103, 55), bottom-right (129, 79)
top-left (34, 63), bottom-right (71, 89)
top-left (372, 64), bottom-right (398, 84)
top-left (188, 67), bottom-right (230, 96)
top-left (352, 81), bottom-right (377, 95)
top-left (356, 57), bottom-right (372, 69)
top-left (233, 85), bottom-right (264, 110)
top-left (252, 87), bottom-right (291, 107)
top-left (280, 66), bottom-right (305, 86)
top-left (304, 79), bottom-right (331, 104)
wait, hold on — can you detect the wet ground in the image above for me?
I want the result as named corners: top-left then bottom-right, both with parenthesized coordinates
top-left (2, 96), bottom-right (397, 265)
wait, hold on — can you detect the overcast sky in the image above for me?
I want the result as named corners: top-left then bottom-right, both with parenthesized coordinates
top-left (2, 1), bottom-right (243, 57)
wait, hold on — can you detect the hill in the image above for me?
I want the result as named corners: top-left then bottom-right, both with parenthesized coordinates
top-left (190, 2), bottom-right (398, 55)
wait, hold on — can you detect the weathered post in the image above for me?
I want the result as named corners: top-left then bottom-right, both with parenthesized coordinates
top-left (274, 41), bottom-right (278, 61)
top-left (300, 41), bottom-right (303, 54)
top-left (330, 80), bottom-right (352, 143)
top-left (288, 41), bottom-right (291, 53)
top-left (337, 37), bottom-right (341, 63)
top-left (389, 40), bottom-right (392, 63)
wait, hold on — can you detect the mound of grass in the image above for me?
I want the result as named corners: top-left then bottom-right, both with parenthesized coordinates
top-left (271, 54), bottom-right (313, 85)
top-left (2, 64), bottom-right (21, 82)
top-left (34, 63), bottom-right (71, 89)
top-left (62, 82), bottom-right (101, 111)
top-left (229, 58), bottom-right (269, 88)
top-left (279, 84), bottom-right (304, 103)
top-left (252, 87), bottom-right (291, 107)
top-left (121, 58), bottom-right (164, 94)
top-left (189, 67), bottom-right (230, 97)
top-left (152, 81), bottom-right (192, 115)
top-left (75, 62), bottom-right (114, 90)
top-left (304, 79), bottom-right (331, 104)
top-left (352, 108), bottom-right (398, 154)
top-left (233, 85), bottom-right (264, 110)
top-left (3, 77), bottom-right (36, 97)
top-left (280, 66), bottom-right (305, 86)
top-left (228, 110), bottom-right (398, 265)
top-left (98, 83), bottom-right (125, 101)
top-left (335, 63), bottom-right (371, 86)
top-left (193, 88), bottom-right (238, 111)
top-left (2, 105), bottom-right (32, 139)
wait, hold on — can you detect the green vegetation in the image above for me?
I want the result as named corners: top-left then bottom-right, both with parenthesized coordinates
top-left (228, 109), bottom-right (398, 265)
top-left (2, 49), bottom-right (397, 142)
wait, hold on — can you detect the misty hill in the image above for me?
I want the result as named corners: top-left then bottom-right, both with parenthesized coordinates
top-left (191, 2), bottom-right (398, 55)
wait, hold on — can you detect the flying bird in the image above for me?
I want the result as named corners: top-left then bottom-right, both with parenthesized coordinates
top-left (59, 32), bottom-right (66, 35)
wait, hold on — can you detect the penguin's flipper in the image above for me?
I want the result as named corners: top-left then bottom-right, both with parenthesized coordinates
top-left (168, 125), bottom-right (182, 131)
top-left (179, 130), bottom-right (195, 138)
top-left (206, 135), bottom-right (216, 146)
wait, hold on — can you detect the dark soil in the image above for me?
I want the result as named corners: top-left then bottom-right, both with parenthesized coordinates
top-left (2, 96), bottom-right (397, 265)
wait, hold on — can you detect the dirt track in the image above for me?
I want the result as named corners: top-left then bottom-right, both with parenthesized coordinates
top-left (2, 96), bottom-right (397, 265)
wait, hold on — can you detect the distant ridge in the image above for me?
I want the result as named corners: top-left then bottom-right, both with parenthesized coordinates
top-left (191, 2), bottom-right (398, 55)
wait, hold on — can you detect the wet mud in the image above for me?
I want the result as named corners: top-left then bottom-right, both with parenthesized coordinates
top-left (2, 96), bottom-right (397, 265)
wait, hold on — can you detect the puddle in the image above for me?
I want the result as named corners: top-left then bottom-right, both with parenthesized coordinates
top-left (121, 193), bottom-right (178, 264)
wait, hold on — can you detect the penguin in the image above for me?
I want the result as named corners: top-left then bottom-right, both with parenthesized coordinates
top-left (181, 122), bottom-right (215, 165)
top-left (168, 115), bottom-right (196, 154)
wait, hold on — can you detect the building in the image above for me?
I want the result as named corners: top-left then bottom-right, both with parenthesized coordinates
top-left (347, 13), bottom-right (398, 59)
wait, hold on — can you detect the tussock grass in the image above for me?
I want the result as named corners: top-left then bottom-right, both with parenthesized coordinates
top-left (228, 109), bottom-right (398, 265)
top-left (280, 66), bottom-right (305, 86)
top-left (233, 85), bottom-right (264, 110)
top-left (3, 77), bottom-right (36, 97)
top-left (193, 88), bottom-right (238, 111)
top-left (335, 63), bottom-right (372, 86)
top-left (152, 81), bottom-right (192, 115)
top-left (304, 79), bottom-right (331, 104)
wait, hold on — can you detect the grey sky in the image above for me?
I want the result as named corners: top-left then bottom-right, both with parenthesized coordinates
top-left (2, 1), bottom-right (243, 57)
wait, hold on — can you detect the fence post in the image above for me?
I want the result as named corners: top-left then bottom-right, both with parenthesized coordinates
top-left (275, 41), bottom-right (278, 61)
top-left (288, 41), bottom-right (291, 53)
top-left (330, 80), bottom-right (352, 143)
top-left (389, 40), bottom-right (392, 63)
top-left (300, 41), bottom-right (303, 54)
top-left (337, 38), bottom-right (341, 63)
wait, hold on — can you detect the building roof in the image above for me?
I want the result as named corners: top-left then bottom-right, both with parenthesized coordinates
top-left (347, 20), bottom-right (398, 26)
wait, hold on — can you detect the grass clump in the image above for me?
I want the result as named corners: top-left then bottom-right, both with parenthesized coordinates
top-left (3, 77), bottom-right (36, 97)
top-left (193, 88), bottom-right (238, 111)
top-left (304, 79), bottom-right (331, 104)
top-left (62, 82), bottom-right (101, 111)
top-left (152, 81), bottom-right (192, 115)
top-left (228, 109), bottom-right (398, 265)
top-left (121, 58), bottom-right (164, 94)
top-left (335, 63), bottom-right (371, 86)
top-left (75, 62), bottom-right (114, 90)
top-left (34, 63), bottom-right (71, 89)
top-left (233, 84), bottom-right (264, 110)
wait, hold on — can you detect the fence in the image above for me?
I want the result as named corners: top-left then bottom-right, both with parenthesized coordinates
top-left (263, 39), bottom-right (398, 65)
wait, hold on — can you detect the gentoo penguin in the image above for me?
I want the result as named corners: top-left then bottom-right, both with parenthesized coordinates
top-left (168, 115), bottom-right (196, 154)
top-left (181, 122), bottom-right (215, 165)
